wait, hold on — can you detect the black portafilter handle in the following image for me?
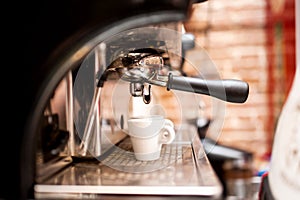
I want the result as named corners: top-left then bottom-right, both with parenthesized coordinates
top-left (166, 73), bottom-right (249, 103)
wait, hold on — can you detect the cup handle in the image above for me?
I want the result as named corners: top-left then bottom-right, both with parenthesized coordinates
top-left (159, 125), bottom-right (175, 144)
top-left (164, 119), bottom-right (174, 128)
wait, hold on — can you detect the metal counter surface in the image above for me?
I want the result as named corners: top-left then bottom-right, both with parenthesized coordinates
top-left (35, 125), bottom-right (223, 199)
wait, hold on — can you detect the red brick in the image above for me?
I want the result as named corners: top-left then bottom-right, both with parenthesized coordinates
top-left (210, 9), bottom-right (266, 29)
top-left (210, 0), bottom-right (266, 11)
top-left (208, 29), bottom-right (266, 47)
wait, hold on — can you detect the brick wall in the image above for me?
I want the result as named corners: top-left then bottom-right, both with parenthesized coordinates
top-left (183, 0), bottom-right (295, 171)
top-left (184, 0), bottom-right (269, 170)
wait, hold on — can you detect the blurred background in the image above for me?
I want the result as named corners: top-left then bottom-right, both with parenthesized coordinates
top-left (182, 0), bottom-right (296, 174)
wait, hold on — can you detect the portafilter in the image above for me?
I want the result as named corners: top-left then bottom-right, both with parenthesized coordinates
top-left (105, 48), bottom-right (249, 104)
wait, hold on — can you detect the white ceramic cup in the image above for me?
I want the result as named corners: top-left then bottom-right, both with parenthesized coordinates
top-left (127, 115), bottom-right (175, 161)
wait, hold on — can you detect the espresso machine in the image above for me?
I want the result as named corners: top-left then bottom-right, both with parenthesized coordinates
top-left (2, 0), bottom-right (249, 199)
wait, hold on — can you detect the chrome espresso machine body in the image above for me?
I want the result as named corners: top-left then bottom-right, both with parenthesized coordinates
top-left (4, 0), bottom-right (249, 199)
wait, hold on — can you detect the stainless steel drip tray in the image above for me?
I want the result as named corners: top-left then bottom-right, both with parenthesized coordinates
top-left (35, 125), bottom-right (222, 199)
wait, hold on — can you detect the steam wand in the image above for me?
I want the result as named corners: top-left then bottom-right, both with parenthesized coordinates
top-left (79, 74), bottom-right (106, 156)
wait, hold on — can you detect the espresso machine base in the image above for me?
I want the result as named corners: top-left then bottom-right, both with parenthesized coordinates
top-left (34, 126), bottom-right (222, 199)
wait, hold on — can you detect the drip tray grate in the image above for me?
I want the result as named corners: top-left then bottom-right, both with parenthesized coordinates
top-left (100, 137), bottom-right (184, 173)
